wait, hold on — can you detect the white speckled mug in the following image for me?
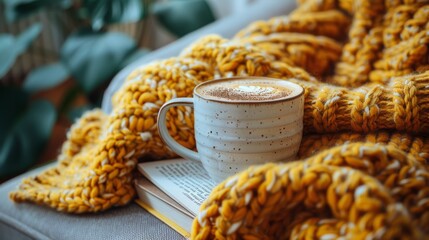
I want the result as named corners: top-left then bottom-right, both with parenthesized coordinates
top-left (158, 77), bottom-right (304, 183)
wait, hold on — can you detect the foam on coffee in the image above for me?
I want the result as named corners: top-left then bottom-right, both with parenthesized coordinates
top-left (197, 78), bottom-right (292, 101)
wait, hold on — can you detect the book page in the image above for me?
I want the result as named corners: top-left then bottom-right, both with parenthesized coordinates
top-left (135, 178), bottom-right (194, 218)
top-left (138, 159), bottom-right (215, 215)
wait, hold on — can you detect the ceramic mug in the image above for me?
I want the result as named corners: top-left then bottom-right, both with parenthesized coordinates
top-left (157, 77), bottom-right (304, 183)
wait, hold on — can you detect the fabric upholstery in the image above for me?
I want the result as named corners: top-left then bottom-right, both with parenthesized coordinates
top-left (0, 163), bottom-right (183, 240)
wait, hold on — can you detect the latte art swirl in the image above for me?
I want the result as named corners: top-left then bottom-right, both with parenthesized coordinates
top-left (197, 79), bottom-right (292, 101)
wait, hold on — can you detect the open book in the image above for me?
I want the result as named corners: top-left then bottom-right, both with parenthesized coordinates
top-left (135, 158), bottom-right (216, 238)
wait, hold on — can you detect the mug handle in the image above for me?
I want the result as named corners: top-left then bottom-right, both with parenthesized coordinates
top-left (157, 98), bottom-right (200, 162)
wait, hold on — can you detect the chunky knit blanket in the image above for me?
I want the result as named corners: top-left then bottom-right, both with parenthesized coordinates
top-left (11, 0), bottom-right (429, 239)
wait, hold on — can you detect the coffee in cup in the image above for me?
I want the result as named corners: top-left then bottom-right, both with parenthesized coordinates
top-left (158, 77), bottom-right (304, 183)
top-left (198, 79), bottom-right (292, 101)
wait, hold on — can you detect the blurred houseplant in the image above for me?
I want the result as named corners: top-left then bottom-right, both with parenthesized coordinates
top-left (0, 0), bottom-right (215, 179)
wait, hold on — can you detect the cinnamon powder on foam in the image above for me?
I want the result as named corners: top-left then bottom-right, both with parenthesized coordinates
top-left (202, 85), bottom-right (291, 101)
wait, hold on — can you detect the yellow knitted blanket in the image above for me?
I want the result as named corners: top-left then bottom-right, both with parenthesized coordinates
top-left (11, 0), bottom-right (429, 239)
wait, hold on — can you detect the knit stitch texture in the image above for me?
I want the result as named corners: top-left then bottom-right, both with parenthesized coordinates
top-left (10, 0), bottom-right (429, 239)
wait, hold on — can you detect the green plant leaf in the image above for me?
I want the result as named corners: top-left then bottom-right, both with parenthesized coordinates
top-left (0, 24), bottom-right (42, 78)
top-left (61, 30), bottom-right (137, 93)
top-left (67, 104), bottom-right (94, 123)
top-left (3, 0), bottom-right (72, 22)
top-left (23, 62), bottom-right (70, 93)
top-left (58, 85), bottom-right (81, 116)
top-left (0, 34), bottom-right (17, 78)
top-left (0, 87), bottom-right (29, 143)
top-left (15, 23), bottom-right (42, 54)
top-left (80, 0), bottom-right (146, 30)
top-left (153, 0), bottom-right (215, 37)
top-left (0, 87), bottom-right (56, 178)
top-left (120, 48), bottom-right (150, 68)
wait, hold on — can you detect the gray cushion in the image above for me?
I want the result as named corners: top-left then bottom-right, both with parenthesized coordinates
top-left (0, 163), bottom-right (183, 240)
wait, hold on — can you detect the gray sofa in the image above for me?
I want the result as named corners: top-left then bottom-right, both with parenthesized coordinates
top-left (0, 1), bottom-right (295, 239)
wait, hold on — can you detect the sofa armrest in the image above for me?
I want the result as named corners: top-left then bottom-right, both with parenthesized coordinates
top-left (0, 163), bottom-right (184, 240)
top-left (102, 0), bottom-right (296, 113)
